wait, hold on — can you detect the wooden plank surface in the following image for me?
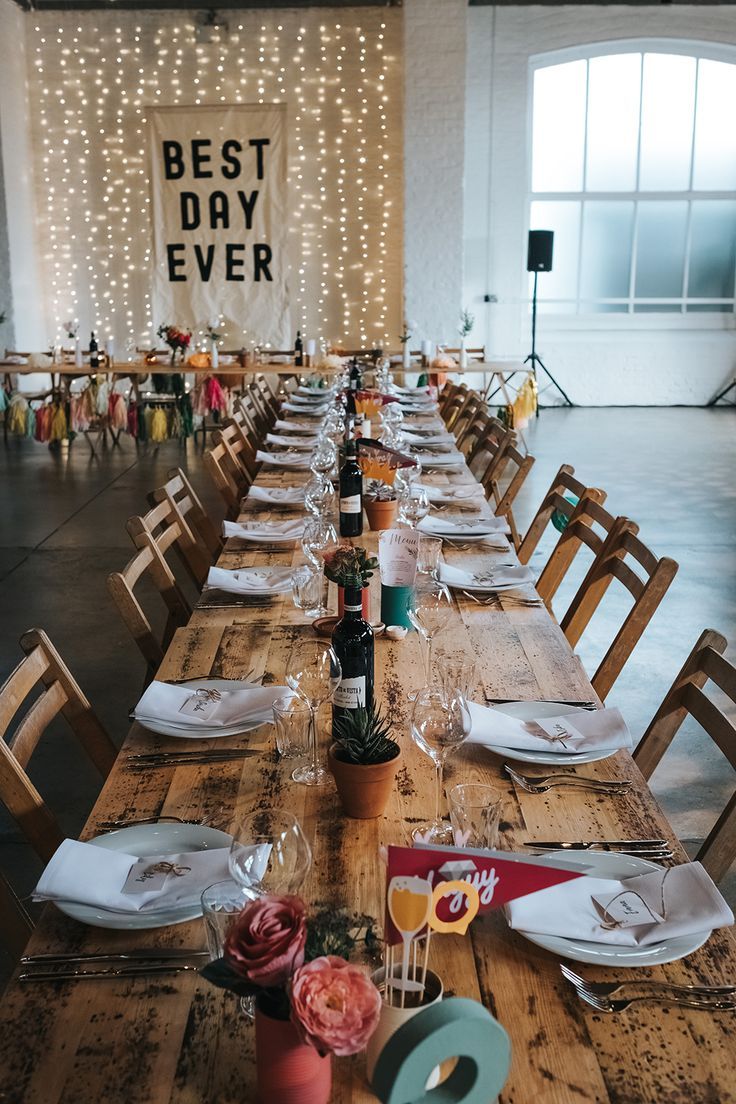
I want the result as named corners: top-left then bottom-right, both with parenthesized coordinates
top-left (0, 413), bottom-right (734, 1104)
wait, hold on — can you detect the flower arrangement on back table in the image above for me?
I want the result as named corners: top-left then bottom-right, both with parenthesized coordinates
top-left (157, 323), bottom-right (192, 366)
top-left (201, 895), bottom-right (381, 1056)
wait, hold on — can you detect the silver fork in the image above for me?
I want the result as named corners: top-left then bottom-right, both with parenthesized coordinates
top-left (561, 964), bottom-right (736, 1000)
top-left (505, 764), bottom-right (633, 794)
top-left (569, 987), bottom-right (736, 1014)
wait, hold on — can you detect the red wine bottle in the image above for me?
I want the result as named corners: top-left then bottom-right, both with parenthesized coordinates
top-left (331, 585), bottom-right (374, 727)
top-left (339, 440), bottom-right (363, 537)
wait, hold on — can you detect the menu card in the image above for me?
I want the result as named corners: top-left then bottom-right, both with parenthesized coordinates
top-left (379, 529), bottom-right (419, 587)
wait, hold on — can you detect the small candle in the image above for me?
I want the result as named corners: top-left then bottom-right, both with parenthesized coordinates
top-left (305, 338), bottom-right (316, 357)
top-left (421, 340), bottom-right (432, 359)
top-left (107, 337), bottom-right (115, 363)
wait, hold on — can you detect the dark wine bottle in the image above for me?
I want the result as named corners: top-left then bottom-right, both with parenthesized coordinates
top-left (331, 585), bottom-right (374, 727)
top-left (89, 331), bottom-right (99, 370)
top-left (294, 329), bottom-right (304, 367)
top-left (339, 439), bottom-right (363, 537)
top-left (349, 357), bottom-right (362, 392)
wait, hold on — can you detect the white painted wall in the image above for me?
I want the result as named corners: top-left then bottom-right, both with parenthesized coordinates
top-left (0, 0), bottom-right (43, 350)
top-left (403, 0), bottom-right (467, 346)
top-left (464, 4), bottom-right (736, 405)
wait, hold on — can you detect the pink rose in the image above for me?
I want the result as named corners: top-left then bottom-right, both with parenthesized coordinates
top-left (224, 894), bottom-right (306, 989)
top-left (290, 955), bottom-right (381, 1057)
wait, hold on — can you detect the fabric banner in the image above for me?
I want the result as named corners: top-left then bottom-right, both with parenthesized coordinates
top-left (149, 103), bottom-right (289, 345)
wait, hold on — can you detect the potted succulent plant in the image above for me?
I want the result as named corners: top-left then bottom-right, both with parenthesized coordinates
top-left (328, 704), bottom-right (402, 819)
top-left (363, 481), bottom-right (399, 531)
top-left (322, 544), bottom-right (377, 619)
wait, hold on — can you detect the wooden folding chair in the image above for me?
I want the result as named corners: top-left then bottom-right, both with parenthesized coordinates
top-left (536, 494), bottom-right (618, 608)
top-left (0, 629), bottom-right (117, 862)
top-left (151, 468), bottom-right (222, 562)
top-left (482, 442), bottom-right (535, 549)
top-left (203, 424), bottom-right (256, 517)
top-left (450, 392), bottom-right (483, 441)
top-left (517, 464), bottom-right (606, 566)
top-left (247, 381), bottom-right (275, 433)
top-left (559, 519), bottom-right (678, 700)
top-left (442, 386), bottom-right (470, 431)
top-left (127, 499), bottom-right (211, 591)
top-left (107, 533), bottom-right (191, 683)
top-left (634, 629), bottom-right (736, 882)
top-left (219, 420), bottom-right (260, 481)
top-left (443, 346), bottom-right (486, 362)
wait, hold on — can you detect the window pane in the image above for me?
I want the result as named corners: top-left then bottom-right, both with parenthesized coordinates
top-left (693, 59), bottom-right (736, 190)
top-left (639, 54), bottom-right (696, 190)
top-left (688, 200), bottom-right (736, 298)
top-left (634, 201), bottom-right (688, 297)
top-left (586, 54), bottom-right (641, 191)
top-left (529, 201), bottom-right (580, 300)
top-left (633, 304), bottom-right (683, 313)
top-left (532, 61), bottom-right (586, 192)
top-left (580, 201), bottom-right (634, 299)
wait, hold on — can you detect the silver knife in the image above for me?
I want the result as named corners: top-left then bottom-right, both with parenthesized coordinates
top-left (18, 963), bottom-right (200, 983)
top-left (529, 839), bottom-right (668, 851)
top-left (21, 949), bottom-right (209, 965)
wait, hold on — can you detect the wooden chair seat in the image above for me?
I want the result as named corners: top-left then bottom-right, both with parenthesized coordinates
top-left (634, 629), bottom-right (736, 882)
top-left (0, 629), bottom-right (117, 863)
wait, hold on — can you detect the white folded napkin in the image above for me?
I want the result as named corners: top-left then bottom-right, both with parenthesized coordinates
top-left (223, 518), bottom-right (304, 542)
top-left (420, 515), bottom-right (509, 537)
top-left (245, 485), bottom-right (305, 506)
top-left (133, 679), bottom-right (290, 729)
top-left (266, 433), bottom-right (317, 450)
top-left (280, 403), bottom-right (324, 417)
top-left (296, 385), bottom-right (332, 397)
top-left (439, 564), bottom-right (537, 593)
top-left (393, 385), bottom-right (431, 396)
top-left (466, 701), bottom-right (632, 755)
top-left (255, 449), bottom-right (310, 469)
top-left (33, 838), bottom-right (233, 913)
top-left (421, 484), bottom-right (485, 504)
top-left (414, 452), bottom-right (465, 468)
top-left (505, 861), bottom-right (733, 946)
top-left (403, 431), bottom-right (456, 445)
top-left (206, 565), bottom-right (295, 595)
top-left (274, 418), bottom-right (320, 433)
top-left (285, 394), bottom-right (329, 407)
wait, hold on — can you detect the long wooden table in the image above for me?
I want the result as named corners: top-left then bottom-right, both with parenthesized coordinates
top-left (0, 412), bottom-right (734, 1103)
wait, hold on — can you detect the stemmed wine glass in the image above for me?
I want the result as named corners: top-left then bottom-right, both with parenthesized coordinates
top-left (407, 577), bottom-right (452, 689)
top-left (310, 437), bottom-right (337, 477)
top-left (304, 474), bottom-right (336, 518)
top-left (286, 641), bottom-right (342, 785)
top-left (300, 516), bottom-right (337, 616)
top-left (410, 685), bottom-right (471, 844)
top-left (398, 484), bottom-right (430, 529)
top-left (228, 808), bottom-right (313, 898)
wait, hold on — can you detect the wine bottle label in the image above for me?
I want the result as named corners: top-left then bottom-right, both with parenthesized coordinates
top-left (340, 495), bottom-right (362, 514)
top-left (333, 676), bottom-right (366, 709)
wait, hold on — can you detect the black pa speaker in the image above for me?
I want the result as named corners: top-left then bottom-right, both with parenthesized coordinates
top-left (527, 230), bottom-right (554, 273)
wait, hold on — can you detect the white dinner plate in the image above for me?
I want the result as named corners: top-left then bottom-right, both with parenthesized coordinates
top-left (484, 701), bottom-right (615, 765)
top-left (55, 823), bottom-right (233, 930)
top-left (516, 851), bottom-right (712, 966)
top-left (135, 678), bottom-right (273, 740)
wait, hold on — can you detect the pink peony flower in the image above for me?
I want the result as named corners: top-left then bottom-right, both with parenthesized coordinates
top-left (224, 894), bottom-right (307, 989)
top-left (290, 955), bottom-right (381, 1057)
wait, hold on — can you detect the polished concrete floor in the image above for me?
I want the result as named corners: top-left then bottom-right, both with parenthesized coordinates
top-left (0, 408), bottom-right (734, 978)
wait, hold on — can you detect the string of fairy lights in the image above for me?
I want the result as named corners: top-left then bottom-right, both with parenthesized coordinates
top-left (28, 10), bottom-right (401, 353)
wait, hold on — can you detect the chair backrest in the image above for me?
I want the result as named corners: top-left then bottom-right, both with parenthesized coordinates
top-left (560, 520), bottom-right (679, 700)
top-left (247, 380), bottom-right (275, 431)
top-left (127, 498), bottom-right (211, 591)
top-left (634, 629), bottom-right (736, 882)
top-left (0, 629), bottom-right (116, 862)
top-left (107, 534), bottom-right (191, 680)
top-left (517, 464), bottom-right (605, 565)
top-left (204, 439), bottom-right (244, 517)
top-left (450, 392), bottom-right (483, 440)
top-left (536, 494), bottom-right (619, 607)
top-left (443, 346), bottom-right (486, 362)
top-left (483, 443), bottom-right (535, 549)
top-left (219, 419), bottom-right (259, 482)
top-left (442, 386), bottom-right (470, 430)
top-left (152, 468), bottom-right (221, 560)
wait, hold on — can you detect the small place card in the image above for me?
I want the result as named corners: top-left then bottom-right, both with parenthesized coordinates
top-left (532, 716), bottom-right (587, 748)
top-left (592, 888), bottom-right (664, 929)
top-left (121, 858), bottom-right (192, 896)
top-left (178, 693), bottom-right (220, 721)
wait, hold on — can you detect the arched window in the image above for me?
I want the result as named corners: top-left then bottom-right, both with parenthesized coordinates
top-left (529, 42), bottom-right (736, 315)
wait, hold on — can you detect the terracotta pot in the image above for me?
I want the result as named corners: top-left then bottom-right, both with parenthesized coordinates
top-left (337, 584), bottom-right (370, 619)
top-left (364, 498), bottom-right (398, 531)
top-left (328, 743), bottom-right (401, 819)
top-left (254, 1001), bottom-right (332, 1104)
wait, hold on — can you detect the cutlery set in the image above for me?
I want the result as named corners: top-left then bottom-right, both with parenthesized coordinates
top-left (561, 966), bottom-right (735, 1013)
top-left (19, 948), bottom-right (208, 983)
top-left (527, 839), bottom-right (674, 859)
top-left (125, 748), bottom-right (259, 769)
top-left (505, 764), bottom-right (632, 795)
top-left (461, 590), bottom-right (543, 608)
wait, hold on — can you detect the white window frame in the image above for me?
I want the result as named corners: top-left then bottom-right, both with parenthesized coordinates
top-left (528, 38), bottom-right (736, 331)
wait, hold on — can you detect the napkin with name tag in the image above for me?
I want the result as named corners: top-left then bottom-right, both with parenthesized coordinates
top-left (265, 433), bottom-right (317, 450)
top-left (256, 449), bottom-right (311, 468)
top-left (245, 485), bottom-right (305, 506)
top-left (505, 861), bottom-right (733, 945)
top-left (206, 565), bottom-right (295, 595)
top-left (223, 518), bottom-right (304, 542)
top-left (133, 680), bottom-right (289, 730)
top-left (438, 563), bottom-right (534, 592)
top-left (420, 515), bottom-right (510, 537)
top-left (273, 419), bottom-right (319, 433)
top-left (421, 484), bottom-right (485, 504)
top-left (33, 838), bottom-right (270, 914)
top-left (466, 702), bottom-right (633, 755)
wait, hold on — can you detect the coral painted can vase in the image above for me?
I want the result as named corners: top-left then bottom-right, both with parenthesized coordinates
top-left (255, 1003), bottom-right (332, 1104)
top-left (337, 584), bottom-right (370, 619)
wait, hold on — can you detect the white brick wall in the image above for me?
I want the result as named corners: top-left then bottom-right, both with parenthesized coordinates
top-left (403, 0), bottom-right (467, 345)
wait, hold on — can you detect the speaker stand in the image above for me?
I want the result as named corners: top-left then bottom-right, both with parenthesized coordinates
top-left (708, 377), bottom-right (736, 407)
top-left (525, 271), bottom-right (574, 411)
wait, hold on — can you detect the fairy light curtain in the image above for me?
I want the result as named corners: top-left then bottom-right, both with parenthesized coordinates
top-left (150, 103), bottom-right (288, 343)
top-left (27, 10), bottom-right (403, 352)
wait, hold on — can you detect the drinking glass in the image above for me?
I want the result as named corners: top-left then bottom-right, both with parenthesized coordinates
top-left (310, 437), bottom-right (337, 477)
top-left (228, 808), bottom-right (313, 896)
top-left (398, 485), bottom-right (430, 529)
top-left (286, 641), bottom-right (342, 785)
top-left (448, 784), bottom-right (502, 850)
top-left (272, 694), bottom-right (311, 758)
top-left (201, 879), bottom-right (252, 961)
top-left (407, 578), bottom-right (452, 688)
top-left (416, 535), bottom-right (443, 579)
top-left (410, 686), bottom-right (471, 844)
top-left (291, 564), bottom-right (324, 618)
top-left (304, 473), bottom-right (336, 518)
top-left (301, 513), bottom-right (337, 580)
top-left (435, 651), bottom-right (478, 701)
